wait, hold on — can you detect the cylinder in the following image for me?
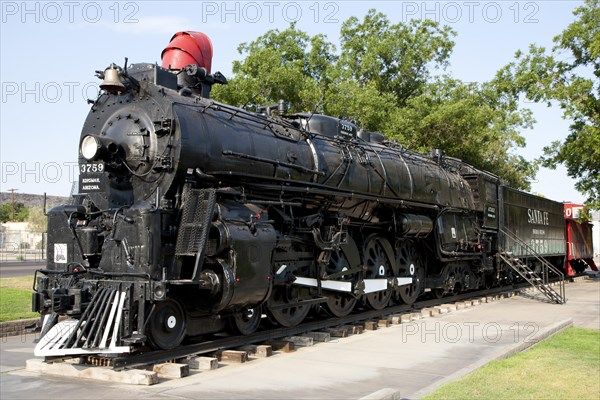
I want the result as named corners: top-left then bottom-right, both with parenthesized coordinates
top-left (397, 214), bottom-right (434, 237)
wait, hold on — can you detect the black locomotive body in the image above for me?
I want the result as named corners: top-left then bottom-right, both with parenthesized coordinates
top-left (32, 32), bottom-right (566, 356)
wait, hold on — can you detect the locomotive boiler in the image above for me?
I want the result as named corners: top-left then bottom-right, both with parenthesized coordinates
top-left (32, 32), bottom-right (562, 357)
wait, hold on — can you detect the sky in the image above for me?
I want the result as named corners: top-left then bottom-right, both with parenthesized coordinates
top-left (0, 0), bottom-right (588, 204)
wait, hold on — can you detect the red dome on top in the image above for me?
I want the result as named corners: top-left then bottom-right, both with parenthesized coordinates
top-left (161, 31), bottom-right (213, 74)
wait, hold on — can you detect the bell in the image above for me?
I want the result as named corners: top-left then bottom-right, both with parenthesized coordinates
top-left (100, 64), bottom-right (125, 94)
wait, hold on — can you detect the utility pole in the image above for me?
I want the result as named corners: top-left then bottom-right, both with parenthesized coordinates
top-left (8, 188), bottom-right (18, 222)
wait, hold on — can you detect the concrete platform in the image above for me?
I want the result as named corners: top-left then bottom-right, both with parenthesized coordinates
top-left (1, 278), bottom-right (598, 400)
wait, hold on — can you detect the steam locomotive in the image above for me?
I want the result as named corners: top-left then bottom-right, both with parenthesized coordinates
top-left (32, 32), bottom-right (570, 357)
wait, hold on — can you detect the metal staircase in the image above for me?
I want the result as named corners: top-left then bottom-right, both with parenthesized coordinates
top-left (498, 228), bottom-right (566, 304)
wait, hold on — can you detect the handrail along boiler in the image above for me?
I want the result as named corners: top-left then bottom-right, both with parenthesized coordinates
top-left (32, 32), bottom-right (568, 357)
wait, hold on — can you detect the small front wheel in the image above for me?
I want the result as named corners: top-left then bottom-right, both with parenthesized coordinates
top-left (147, 299), bottom-right (187, 350)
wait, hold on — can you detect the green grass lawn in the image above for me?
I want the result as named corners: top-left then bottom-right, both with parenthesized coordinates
top-left (424, 327), bottom-right (600, 399)
top-left (0, 275), bottom-right (38, 322)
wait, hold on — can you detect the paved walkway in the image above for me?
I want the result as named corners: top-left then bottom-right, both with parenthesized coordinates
top-left (1, 278), bottom-right (598, 400)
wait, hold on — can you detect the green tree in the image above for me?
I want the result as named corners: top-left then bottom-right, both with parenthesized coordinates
top-left (26, 207), bottom-right (47, 232)
top-left (211, 23), bottom-right (336, 113)
top-left (324, 10), bottom-right (456, 134)
top-left (0, 203), bottom-right (10, 222)
top-left (0, 202), bottom-right (28, 222)
top-left (212, 10), bottom-right (537, 190)
top-left (497, 0), bottom-right (600, 208)
top-left (338, 10), bottom-right (455, 105)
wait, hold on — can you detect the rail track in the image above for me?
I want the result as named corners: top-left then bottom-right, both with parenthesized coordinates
top-left (100, 281), bottom-right (552, 370)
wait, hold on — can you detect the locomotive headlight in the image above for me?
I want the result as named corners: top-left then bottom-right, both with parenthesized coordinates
top-left (81, 135), bottom-right (100, 161)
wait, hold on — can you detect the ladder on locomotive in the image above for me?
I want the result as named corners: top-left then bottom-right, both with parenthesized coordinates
top-left (498, 228), bottom-right (566, 304)
top-left (175, 188), bottom-right (217, 281)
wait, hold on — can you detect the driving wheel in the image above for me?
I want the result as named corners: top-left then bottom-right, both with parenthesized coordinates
top-left (363, 235), bottom-right (393, 310)
top-left (395, 240), bottom-right (425, 305)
